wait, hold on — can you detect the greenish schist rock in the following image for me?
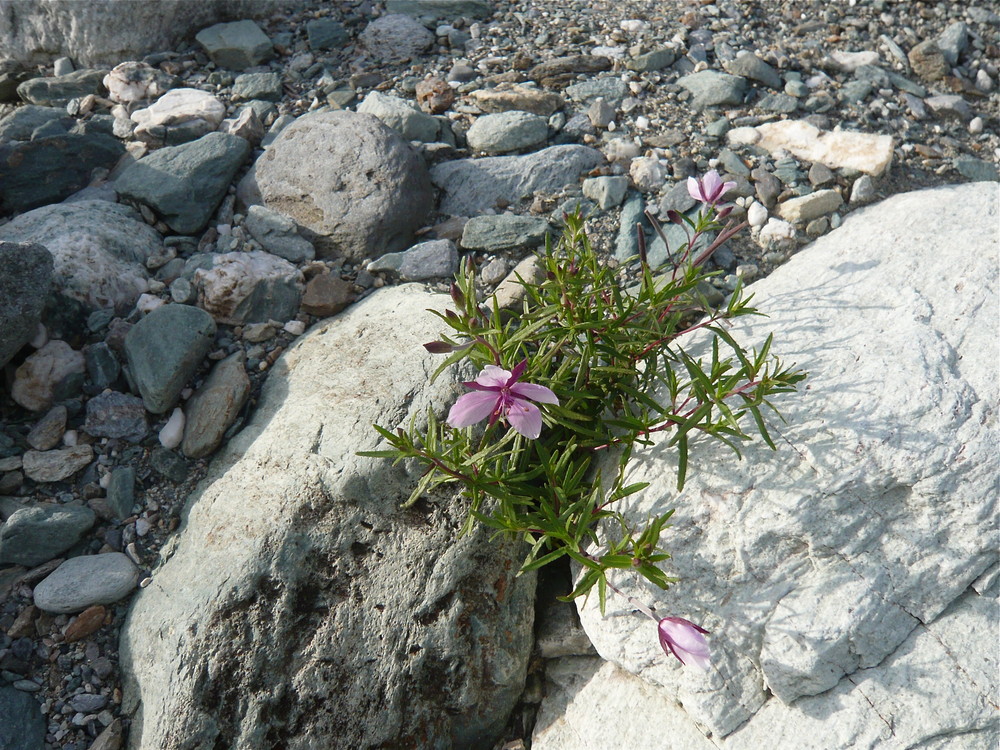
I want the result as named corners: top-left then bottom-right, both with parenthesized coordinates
top-left (195, 20), bottom-right (274, 71)
top-left (15, 69), bottom-right (106, 106)
top-left (0, 504), bottom-right (96, 567)
top-left (461, 214), bottom-right (552, 251)
top-left (678, 70), bottom-right (748, 109)
top-left (232, 72), bottom-right (283, 102)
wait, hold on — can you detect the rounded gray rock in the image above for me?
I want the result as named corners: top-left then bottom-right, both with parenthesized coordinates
top-left (466, 111), bottom-right (549, 154)
top-left (124, 303), bottom-right (217, 414)
top-left (359, 14), bottom-right (433, 62)
top-left (253, 110), bottom-right (433, 260)
top-left (33, 552), bottom-right (140, 614)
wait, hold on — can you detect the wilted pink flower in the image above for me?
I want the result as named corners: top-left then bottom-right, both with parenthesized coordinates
top-left (658, 617), bottom-right (711, 670)
top-left (447, 360), bottom-right (558, 439)
top-left (687, 170), bottom-right (736, 206)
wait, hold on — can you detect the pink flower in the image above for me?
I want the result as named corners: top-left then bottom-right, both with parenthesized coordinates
top-left (658, 617), bottom-right (711, 670)
top-left (447, 360), bottom-right (558, 439)
top-left (687, 170), bottom-right (736, 206)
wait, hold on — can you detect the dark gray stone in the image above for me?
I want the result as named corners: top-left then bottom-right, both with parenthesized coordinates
top-left (385, 0), bottom-right (492, 17)
top-left (614, 191), bottom-right (646, 262)
top-left (0, 134), bottom-right (124, 215)
top-left (954, 156), bottom-right (999, 182)
top-left (150, 448), bottom-right (189, 483)
top-left (123, 304), bottom-right (216, 414)
top-left (0, 105), bottom-right (68, 142)
top-left (114, 132), bottom-right (250, 235)
top-left (0, 242), bottom-right (52, 369)
top-left (726, 53), bottom-right (783, 89)
top-left (232, 72), bottom-right (282, 103)
top-left (658, 182), bottom-right (698, 215)
top-left (195, 20), bottom-right (274, 71)
top-left (0, 685), bottom-right (45, 750)
top-left (181, 352), bottom-right (250, 459)
top-left (369, 239), bottom-right (459, 281)
top-left (0, 60), bottom-right (30, 102)
top-left (0, 504), bottom-right (96, 567)
top-left (431, 144), bottom-right (604, 215)
top-left (15, 69), bottom-right (105, 106)
top-left (564, 77), bottom-right (628, 107)
top-left (461, 214), bottom-right (551, 251)
top-left (937, 22), bottom-right (968, 67)
top-left (83, 391), bottom-right (148, 442)
top-left (244, 205), bottom-right (315, 263)
top-left (306, 19), bottom-right (348, 50)
top-left (106, 466), bottom-right (136, 519)
top-left (85, 342), bottom-right (120, 389)
top-left (757, 92), bottom-right (799, 113)
top-left (627, 48), bottom-right (676, 73)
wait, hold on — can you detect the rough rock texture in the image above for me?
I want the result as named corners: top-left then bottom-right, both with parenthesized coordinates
top-left (0, 0), bottom-right (290, 66)
top-left (0, 201), bottom-right (160, 312)
top-left (252, 110), bottom-right (433, 260)
top-left (120, 285), bottom-right (536, 750)
top-left (0, 241), bottom-right (52, 369)
top-left (754, 119), bottom-right (895, 176)
top-left (572, 184), bottom-right (998, 742)
top-left (193, 250), bottom-right (303, 325)
top-left (431, 145), bottom-right (604, 215)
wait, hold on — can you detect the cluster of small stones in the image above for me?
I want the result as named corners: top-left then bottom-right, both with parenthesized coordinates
top-left (0, 0), bottom-right (996, 748)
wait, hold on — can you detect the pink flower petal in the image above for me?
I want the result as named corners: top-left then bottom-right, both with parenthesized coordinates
top-left (475, 365), bottom-right (511, 388)
top-left (510, 382), bottom-right (559, 405)
top-left (658, 617), bottom-right (711, 671)
top-left (687, 175), bottom-right (703, 202)
top-left (447, 391), bottom-right (499, 428)
top-left (506, 399), bottom-right (543, 439)
top-left (702, 170), bottom-right (722, 200)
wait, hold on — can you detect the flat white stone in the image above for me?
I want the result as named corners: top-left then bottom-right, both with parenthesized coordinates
top-left (755, 119), bottom-right (894, 176)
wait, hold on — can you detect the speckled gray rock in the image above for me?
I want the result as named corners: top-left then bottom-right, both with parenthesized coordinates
top-left (0, 503), bottom-right (96, 566)
top-left (356, 91), bottom-right (440, 142)
top-left (15, 69), bottom-right (105, 106)
top-left (369, 239), bottom-right (459, 281)
top-left (777, 188), bottom-right (843, 222)
top-left (386, 0), bottom-right (491, 17)
top-left (252, 110), bottom-right (433, 260)
top-left (21, 445), bottom-right (93, 483)
top-left (306, 18), bottom-right (348, 50)
top-left (33, 552), bottom-right (139, 614)
top-left (583, 175), bottom-right (628, 210)
top-left (0, 241), bottom-right (52, 369)
top-left (232, 72), bottom-right (282, 103)
top-left (120, 285), bottom-right (535, 750)
top-left (678, 70), bottom-right (748, 108)
top-left (195, 20), bottom-right (274, 71)
top-left (124, 304), bottom-right (217, 414)
top-left (83, 391), bottom-right (148, 442)
top-left (359, 14), bottom-right (433, 62)
top-left (466, 110), bottom-right (549, 154)
top-left (181, 351), bottom-right (251, 459)
top-left (114, 132), bottom-right (250, 235)
top-left (724, 52), bottom-right (782, 90)
top-left (106, 466), bottom-right (136, 519)
top-left (461, 214), bottom-right (552, 251)
top-left (193, 251), bottom-right (303, 325)
top-left (0, 104), bottom-right (67, 141)
top-left (0, 201), bottom-right (159, 312)
top-left (431, 145), bottom-right (604, 215)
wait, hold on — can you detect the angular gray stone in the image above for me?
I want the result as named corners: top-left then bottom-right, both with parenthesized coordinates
top-left (124, 304), bottom-right (217, 414)
top-left (85, 341), bottom-right (120, 389)
top-left (582, 175), bottom-right (628, 210)
top-left (678, 70), bottom-right (748, 109)
top-left (252, 110), bottom-right (433, 260)
top-left (0, 241), bottom-right (52, 369)
top-left (106, 466), bottom-right (136, 519)
top-left (232, 72), bottom-right (282, 103)
top-left (777, 188), bottom-right (844, 223)
top-left (461, 214), bottom-right (551, 251)
top-left (83, 391), bottom-right (148, 442)
top-left (614, 191), bottom-right (645, 261)
top-left (0, 104), bottom-right (67, 141)
top-left (0, 503), bottom-right (96, 566)
top-left (22, 445), bottom-right (93, 483)
top-left (193, 251), bottom-right (303, 325)
top-left (0, 133), bottom-right (124, 215)
top-left (195, 20), bottom-right (274, 71)
top-left (574, 184), bottom-right (999, 739)
top-left (0, 201), bottom-right (160, 312)
top-left (431, 145), bottom-right (604, 216)
top-left (33, 552), bottom-right (139, 614)
top-left (120, 285), bottom-right (536, 750)
top-left (244, 205), bottom-right (315, 263)
top-left (181, 351), bottom-right (251, 459)
top-left (725, 52), bottom-right (782, 90)
top-left (954, 156), bottom-right (999, 182)
top-left (26, 404), bottom-right (67, 451)
top-left (356, 91), bottom-right (440, 143)
top-left (466, 110), bottom-right (548, 154)
top-left (115, 132), bottom-right (250, 235)
top-left (564, 77), bottom-right (628, 108)
top-left (16, 69), bottom-right (105, 106)
top-left (627, 48), bottom-right (677, 73)
top-left (359, 14), bottom-right (433, 62)
top-left (370, 239), bottom-right (459, 281)
top-left (10, 340), bottom-right (85, 412)
top-left (306, 18), bottom-right (348, 51)
top-left (0, 685), bottom-right (45, 750)
top-left (937, 22), bottom-right (968, 67)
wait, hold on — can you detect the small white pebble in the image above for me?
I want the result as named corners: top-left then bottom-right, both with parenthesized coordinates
top-left (29, 322), bottom-right (47, 349)
top-left (136, 293), bottom-right (165, 313)
top-left (969, 116), bottom-right (983, 135)
top-left (158, 407), bottom-right (185, 449)
top-left (747, 201), bottom-right (769, 227)
top-left (139, 576), bottom-right (153, 588)
top-left (99, 471), bottom-right (111, 489)
top-left (216, 223), bottom-right (231, 236)
top-left (283, 320), bottom-right (306, 336)
top-left (135, 517), bottom-right (151, 536)
top-left (62, 430), bottom-right (78, 447)
top-left (634, 115), bottom-right (649, 130)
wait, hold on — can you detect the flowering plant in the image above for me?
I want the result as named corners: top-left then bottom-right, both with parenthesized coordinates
top-left (364, 175), bottom-right (804, 667)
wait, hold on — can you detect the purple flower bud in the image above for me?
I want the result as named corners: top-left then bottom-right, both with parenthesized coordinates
top-left (657, 617), bottom-right (710, 671)
top-left (450, 282), bottom-right (465, 308)
top-left (666, 209), bottom-right (684, 225)
top-left (424, 341), bottom-right (454, 354)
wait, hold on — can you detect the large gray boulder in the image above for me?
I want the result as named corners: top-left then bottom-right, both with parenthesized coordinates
top-left (540, 184), bottom-right (999, 747)
top-left (0, 0), bottom-right (293, 66)
top-left (251, 111), bottom-right (433, 260)
top-left (0, 201), bottom-right (160, 312)
top-left (119, 285), bottom-right (536, 749)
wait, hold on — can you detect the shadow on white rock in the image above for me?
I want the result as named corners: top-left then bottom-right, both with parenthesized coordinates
top-left (571, 184), bottom-right (998, 739)
top-left (119, 285), bottom-right (536, 749)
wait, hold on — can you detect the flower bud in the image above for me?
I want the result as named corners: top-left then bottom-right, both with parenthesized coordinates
top-left (423, 341), bottom-right (454, 354)
top-left (450, 282), bottom-right (465, 308)
top-left (657, 617), bottom-right (710, 671)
